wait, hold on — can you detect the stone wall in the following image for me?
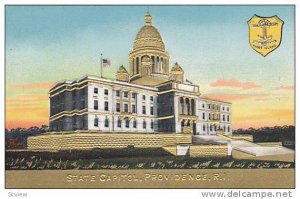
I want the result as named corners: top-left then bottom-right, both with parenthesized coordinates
top-left (189, 145), bottom-right (228, 157)
top-left (27, 132), bottom-right (192, 151)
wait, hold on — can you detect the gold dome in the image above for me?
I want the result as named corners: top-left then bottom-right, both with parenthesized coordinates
top-left (135, 26), bottom-right (163, 40)
top-left (132, 10), bottom-right (165, 50)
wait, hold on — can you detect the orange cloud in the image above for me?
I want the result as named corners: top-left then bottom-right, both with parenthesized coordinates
top-left (274, 85), bottom-right (294, 91)
top-left (210, 79), bottom-right (261, 90)
top-left (203, 93), bottom-right (268, 101)
top-left (7, 82), bottom-right (54, 90)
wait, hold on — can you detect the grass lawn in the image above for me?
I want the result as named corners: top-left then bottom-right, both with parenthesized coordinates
top-left (5, 148), bottom-right (294, 170)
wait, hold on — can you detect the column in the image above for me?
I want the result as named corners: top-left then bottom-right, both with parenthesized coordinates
top-left (120, 91), bottom-right (123, 113)
top-left (183, 97), bottom-right (186, 115)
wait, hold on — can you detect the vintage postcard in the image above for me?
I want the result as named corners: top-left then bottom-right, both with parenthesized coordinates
top-left (4, 5), bottom-right (295, 189)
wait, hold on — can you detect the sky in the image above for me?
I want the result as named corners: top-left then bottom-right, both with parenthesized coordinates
top-left (5, 5), bottom-right (294, 130)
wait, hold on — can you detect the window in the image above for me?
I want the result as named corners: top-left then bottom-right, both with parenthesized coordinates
top-left (223, 115), bottom-right (225, 121)
top-left (228, 126), bottom-right (230, 132)
top-left (116, 90), bottom-right (120, 97)
top-left (208, 104), bottom-right (211, 109)
top-left (132, 93), bottom-right (136, 99)
top-left (124, 91), bottom-right (128, 98)
top-left (104, 101), bottom-right (109, 111)
top-left (116, 103), bottom-right (120, 112)
top-left (203, 125), bottom-right (206, 131)
top-left (104, 89), bottom-right (108, 95)
top-left (227, 115), bottom-right (230, 122)
top-left (142, 106), bottom-right (146, 114)
top-left (105, 118), bottom-right (109, 127)
top-left (151, 121), bottom-right (153, 129)
top-left (227, 107), bottom-right (230, 112)
top-left (132, 104), bottom-right (136, 113)
top-left (94, 100), bottom-right (98, 110)
top-left (209, 113), bottom-right (211, 120)
top-left (150, 96), bottom-right (153, 102)
top-left (150, 107), bottom-right (154, 115)
top-left (215, 126), bottom-right (217, 131)
top-left (125, 119), bottom-right (129, 128)
top-left (94, 88), bottom-right (98, 94)
top-left (94, 118), bottom-right (98, 127)
top-left (223, 106), bottom-right (225, 111)
top-left (133, 120), bottom-right (137, 128)
top-left (210, 125), bottom-right (212, 131)
top-left (202, 104), bottom-right (205, 108)
top-left (117, 119), bottom-right (121, 128)
top-left (202, 113), bottom-right (205, 120)
top-left (124, 104), bottom-right (128, 113)
top-left (143, 120), bottom-right (146, 129)
top-left (142, 95), bottom-right (146, 100)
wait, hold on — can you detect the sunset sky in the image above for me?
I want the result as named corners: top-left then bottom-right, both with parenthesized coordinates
top-left (5, 5), bottom-right (294, 130)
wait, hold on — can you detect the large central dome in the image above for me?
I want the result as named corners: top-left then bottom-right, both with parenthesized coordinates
top-left (129, 10), bottom-right (170, 80)
top-left (135, 25), bottom-right (162, 40)
top-left (132, 11), bottom-right (165, 50)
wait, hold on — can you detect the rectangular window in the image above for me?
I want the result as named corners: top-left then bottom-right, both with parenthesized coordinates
top-left (104, 101), bottom-right (109, 111)
top-left (143, 121), bottom-right (146, 129)
top-left (132, 93), bottom-right (136, 99)
top-left (125, 120), bottom-right (129, 128)
top-left (94, 88), bottom-right (98, 94)
top-left (142, 106), bottom-right (146, 114)
top-left (124, 91), bottom-right (128, 98)
top-left (133, 120), bottom-right (137, 128)
top-left (150, 107), bottom-right (154, 115)
top-left (142, 95), bottom-right (146, 100)
top-left (94, 100), bottom-right (98, 110)
top-left (116, 90), bottom-right (120, 97)
top-left (116, 103), bottom-right (120, 112)
top-left (150, 96), bottom-right (153, 101)
top-left (151, 121), bottom-right (153, 129)
top-left (124, 104), bottom-right (128, 113)
top-left (132, 104), bottom-right (136, 113)
top-left (104, 89), bottom-right (108, 95)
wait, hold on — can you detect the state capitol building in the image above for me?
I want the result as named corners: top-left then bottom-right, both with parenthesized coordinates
top-left (48, 10), bottom-right (232, 137)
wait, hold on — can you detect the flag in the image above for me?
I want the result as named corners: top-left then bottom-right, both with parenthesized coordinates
top-left (102, 59), bottom-right (111, 67)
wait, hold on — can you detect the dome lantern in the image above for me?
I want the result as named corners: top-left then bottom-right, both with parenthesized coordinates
top-left (145, 10), bottom-right (152, 26)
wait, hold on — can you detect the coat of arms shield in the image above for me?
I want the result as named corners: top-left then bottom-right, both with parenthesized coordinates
top-left (248, 15), bottom-right (284, 57)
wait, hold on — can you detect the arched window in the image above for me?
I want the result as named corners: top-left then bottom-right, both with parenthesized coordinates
top-left (180, 97), bottom-right (184, 114)
top-left (117, 119), bottom-right (121, 128)
top-left (94, 117), bottom-right (98, 127)
top-left (191, 99), bottom-right (195, 115)
top-left (125, 118), bottom-right (129, 128)
top-left (105, 117), bottom-right (109, 127)
top-left (185, 98), bottom-right (190, 115)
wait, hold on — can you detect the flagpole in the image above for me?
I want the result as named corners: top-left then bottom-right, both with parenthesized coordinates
top-left (100, 53), bottom-right (103, 78)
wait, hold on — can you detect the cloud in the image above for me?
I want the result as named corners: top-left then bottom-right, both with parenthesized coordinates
top-left (209, 79), bottom-right (261, 90)
top-left (273, 85), bottom-right (294, 91)
top-left (203, 93), bottom-right (268, 101)
top-left (7, 82), bottom-right (54, 90)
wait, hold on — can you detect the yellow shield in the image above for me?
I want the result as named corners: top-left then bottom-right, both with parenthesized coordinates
top-left (248, 15), bottom-right (284, 57)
